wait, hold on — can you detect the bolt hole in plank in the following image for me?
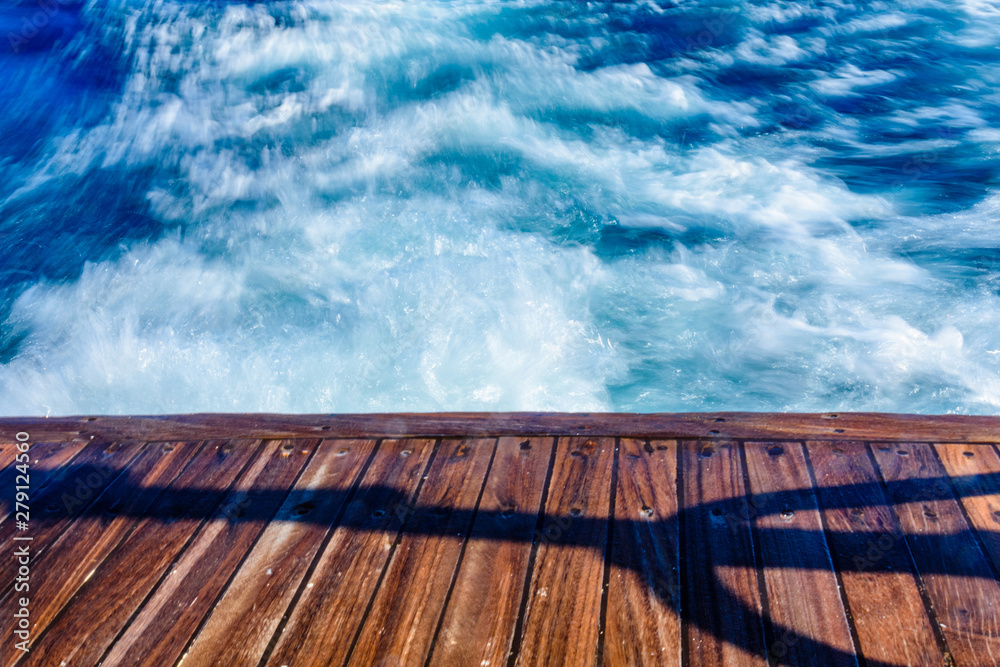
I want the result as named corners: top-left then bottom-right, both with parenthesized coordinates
top-left (0, 415), bottom-right (998, 666)
top-left (606, 439), bottom-right (680, 666)
top-left (682, 440), bottom-right (768, 666)
top-left (872, 443), bottom-right (1000, 663)
top-left (744, 442), bottom-right (856, 665)
top-left (808, 441), bottom-right (943, 666)
top-left (514, 436), bottom-right (614, 666)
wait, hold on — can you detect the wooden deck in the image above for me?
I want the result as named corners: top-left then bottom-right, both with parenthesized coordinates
top-left (2, 413), bottom-right (1000, 666)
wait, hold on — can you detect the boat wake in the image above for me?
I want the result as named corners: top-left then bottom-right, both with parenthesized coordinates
top-left (2, 0), bottom-right (999, 414)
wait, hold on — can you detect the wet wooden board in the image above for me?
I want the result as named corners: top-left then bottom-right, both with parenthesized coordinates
top-left (0, 440), bottom-right (14, 473)
top-left (934, 444), bottom-right (1000, 580)
top-left (5, 412), bottom-right (1000, 443)
top-left (808, 442), bottom-right (944, 666)
top-left (349, 438), bottom-right (495, 663)
top-left (13, 439), bottom-right (262, 665)
top-left (0, 440), bottom-right (201, 665)
top-left (264, 438), bottom-right (437, 666)
top-left (1, 415), bottom-right (998, 666)
top-left (181, 438), bottom-right (377, 666)
top-left (0, 440), bottom-right (147, 587)
top-left (516, 436), bottom-right (616, 666)
top-left (0, 439), bottom-right (91, 527)
top-left (430, 436), bottom-right (555, 666)
top-left (101, 439), bottom-right (318, 665)
top-left (681, 441), bottom-right (767, 666)
top-left (605, 438), bottom-right (681, 666)
top-left (872, 443), bottom-right (1000, 664)
top-left (743, 442), bottom-right (857, 666)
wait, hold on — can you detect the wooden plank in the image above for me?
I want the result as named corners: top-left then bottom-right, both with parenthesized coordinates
top-left (515, 436), bottom-right (615, 666)
top-left (264, 438), bottom-right (437, 666)
top-left (934, 444), bottom-right (1000, 578)
top-left (0, 440), bottom-right (147, 579)
top-left (0, 437), bottom-right (21, 476)
top-left (19, 439), bottom-right (263, 666)
top-left (0, 440), bottom-right (202, 662)
top-left (0, 429), bottom-right (37, 473)
top-left (807, 442), bottom-right (944, 666)
top-left (605, 438), bottom-right (681, 666)
top-left (743, 441), bottom-right (857, 665)
top-left (350, 438), bottom-right (496, 663)
top-left (0, 439), bottom-right (15, 472)
top-left (872, 443), bottom-right (1000, 664)
top-left (180, 438), bottom-right (377, 666)
top-left (0, 439), bottom-right (91, 526)
top-left (4, 412), bottom-right (1000, 444)
top-left (6, 419), bottom-right (1000, 665)
top-left (681, 440), bottom-right (767, 667)
top-left (101, 438), bottom-right (319, 665)
top-left (430, 436), bottom-right (555, 666)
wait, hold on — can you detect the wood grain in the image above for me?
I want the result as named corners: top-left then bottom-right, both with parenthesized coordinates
top-left (17, 439), bottom-right (263, 666)
top-left (605, 439), bottom-right (681, 667)
top-left (4, 420), bottom-right (1000, 665)
top-left (516, 436), bottom-right (615, 667)
top-left (681, 440), bottom-right (767, 667)
top-left (265, 438), bottom-right (437, 667)
top-left (807, 441), bottom-right (944, 666)
top-left (743, 441), bottom-right (857, 666)
top-left (0, 439), bottom-right (90, 527)
top-left (429, 436), bottom-right (555, 666)
top-left (181, 438), bottom-right (377, 666)
top-left (0, 439), bottom-right (14, 472)
top-left (933, 444), bottom-right (1000, 579)
top-left (101, 438), bottom-right (318, 666)
top-left (0, 440), bottom-right (200, 665)
top-left (872, 442), bottom-right (1000, 664)
top-left (4, 412), bottom-right (1000, 443)
top-left (349, 438), bottom-right (495, 664)
top-left (0, 440), bottom-right (147, 582)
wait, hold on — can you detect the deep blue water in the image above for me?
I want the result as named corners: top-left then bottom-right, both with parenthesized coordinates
top-left (2, 0), bottom-right (1000, 415)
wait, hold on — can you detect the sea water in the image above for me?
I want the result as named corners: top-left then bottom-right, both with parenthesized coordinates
top-left (1, 0), bottom-right (999, 415)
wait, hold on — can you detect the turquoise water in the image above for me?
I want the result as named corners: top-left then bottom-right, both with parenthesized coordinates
top-left (2, 0), bottom-right (1000, 415)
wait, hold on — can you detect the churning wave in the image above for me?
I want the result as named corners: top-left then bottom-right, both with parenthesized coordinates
top-left (2, 0), bottom-right (1000, 415)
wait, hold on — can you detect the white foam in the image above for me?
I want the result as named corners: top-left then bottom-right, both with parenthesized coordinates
top-left (3, 0), bottom-right (1000, 415)
top-left (811, 64), bottom-right (899, 96)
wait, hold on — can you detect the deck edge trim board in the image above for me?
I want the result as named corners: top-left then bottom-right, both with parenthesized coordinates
top-left (2, 412), bottom-right (1000, 442)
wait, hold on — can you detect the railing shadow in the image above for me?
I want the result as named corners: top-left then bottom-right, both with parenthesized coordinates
top-left (8, 458), bottom-right (1000, 666)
